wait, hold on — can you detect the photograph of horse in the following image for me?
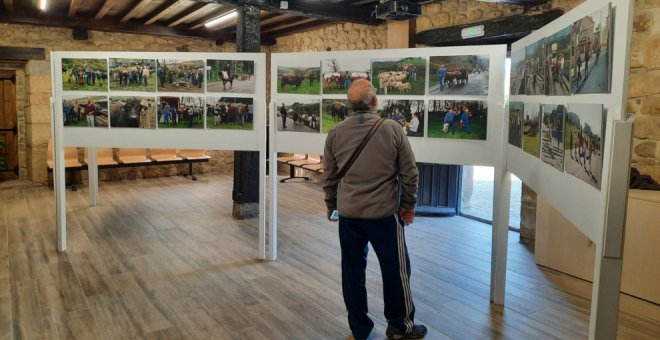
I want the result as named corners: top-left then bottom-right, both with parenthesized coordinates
top-left (207, 59), bottom-right (255, 94)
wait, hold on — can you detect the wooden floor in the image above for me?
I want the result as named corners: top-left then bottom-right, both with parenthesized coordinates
top-left (1, 174), bottom-right (659, 340)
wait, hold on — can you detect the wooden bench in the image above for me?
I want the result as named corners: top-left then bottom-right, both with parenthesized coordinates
top-left (276, 153), bottom-right (323, 182)
top-left (47, 139), bottom-right (85, 191)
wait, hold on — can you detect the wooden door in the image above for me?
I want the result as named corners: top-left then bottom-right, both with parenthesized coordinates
top-left (0, 70), bottom-right (18, 179)
top-left (415, 163), bottom-right (461, 216)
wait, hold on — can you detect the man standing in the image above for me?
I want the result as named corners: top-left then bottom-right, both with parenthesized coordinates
top-left (408, 112), bottom-right (419, 137)
top-left (444, 107), bottom-right (456, 135)
top-left (280, 102), bottom-right (288, 129)
top-left (322, 80), bottom-right (426, 340)
top-left (84, 99), bottom-right (96, 127)
top-left (437, 64), bottom-right (447, 91)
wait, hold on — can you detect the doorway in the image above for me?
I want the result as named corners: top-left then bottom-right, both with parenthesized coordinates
top-left (0, 70), bottom-right (18, 179)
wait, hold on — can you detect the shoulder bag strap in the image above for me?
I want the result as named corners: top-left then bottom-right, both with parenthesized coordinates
top-left (336, 118), bottom-right (385, 181)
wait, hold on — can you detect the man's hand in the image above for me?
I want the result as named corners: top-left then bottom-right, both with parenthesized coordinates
top-left (400, 207), bottom-right (415, 226)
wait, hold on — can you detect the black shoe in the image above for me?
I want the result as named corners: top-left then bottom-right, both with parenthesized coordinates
top-left (386, 324), bottom-right (427, 339)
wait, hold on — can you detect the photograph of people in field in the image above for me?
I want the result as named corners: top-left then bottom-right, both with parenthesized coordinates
top-left (321, 58), bottom-right (371, 95)
top-left (428, 100), bottom-right (487, 140)
top-left (62, 58), bottom-right (108, 91)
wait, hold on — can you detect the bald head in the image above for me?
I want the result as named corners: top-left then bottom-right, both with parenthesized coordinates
top-left (347, 79), bottom-right (377, 112)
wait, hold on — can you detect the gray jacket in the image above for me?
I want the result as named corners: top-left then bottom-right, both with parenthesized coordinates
top-left (322, 111), bottom-right (419, 219)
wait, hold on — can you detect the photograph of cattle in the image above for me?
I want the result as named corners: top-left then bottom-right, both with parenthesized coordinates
top-left (428, 100), bottom-right (488, 140)
top-left (62, 58), bottom-right (108, 91)
top-left (371, 57), bottom-right (426, 96)
top-left (571, 4), bottom-right (612, 94)
top-left (429, 55), bottom-right (490, 96)
top-left (321, 58), bottom-right (371, 95)
top-left (522, 103), bottom-right (541, 157)
top-left (157, 96), bottom-right (204, 129)
top-left (541, 104), bottom-right (566, 171)
top-left (525, 40), bottom-right (546, 95)
top-left (109, 96), bottom-right (156, 129)
top-left (207, 59), bottom-right (255, 94)
top-left (277, 59), bottom-right (321, 95)
top-left (321, 99), bottom-right (352, 133)
top-left (510, 48), bottom-right (525, 96)
top-left (564, 103), bottom-right (604, 189)
top-left (109, 58), bottom-right (156, 92)
top-left (509, 102), bottom-right (524, 148)
top-left (156, 59), bottom-right (205, 93)
top-left (207, 97), bottom-right (254, 130)
top-left (378, 100), bottom-right (425, 137)
top-left (277, 99), bottom-right (320, 133)
top-left (545, 26), bottom-right (572, 96)
top-left (62, 95), bottom-right (109, 128)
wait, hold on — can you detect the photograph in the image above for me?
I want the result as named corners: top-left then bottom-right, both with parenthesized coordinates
top-left (207, 97), bottom-right (254, 130)
top-left (545, 26), bottom-right (572, 96)
top-left (157, 59), bottom-right (205, 93)
top-left (109, 96), bottom-right (157, 129)
top-left (541, 104), bottom-right (566, 171)
top-left (428, 100), bottom-right (488, 140)
top-left (277, 60), bottom-right (321, 95)
top-left (371, 57), bottom-right (426, 96)
top-left (509, 102), bottom-right (524, 148)
top-left (571, 4), bottom-right (612, 94)
top-left (429, 55), bottom-right (490, 96)
top-left (510, 48), bottom-right (525, 96)
top-left (277, 99), bottom-right (320, 133)
top-left (62, 95), bottom-right (108, 128)
top-left (61, 58), bottom-right (108, 91)
top-left (564, 103), bottom-right (604, 188)
top-left (157, 96), bottom-right (204, 129)
top-left (207, 59), bottom-right (255, 94)
top-left (525, 40), bottom-right (546, 95)
top-left (321, 99), bottom-right (352, 133)
top-left (378, 100), bottom-right (425, 137)
top-left (322, 58), bottom-right (371, 94)
top-left (109, 58), bottom-right (156, 92)
top-left (522, 103), bottom-right (542, 157)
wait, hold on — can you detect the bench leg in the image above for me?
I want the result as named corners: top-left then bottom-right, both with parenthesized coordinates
top-left (280, 164), bottom-right (309, 183)
top-left (183, 161), bottom-right (197, 181)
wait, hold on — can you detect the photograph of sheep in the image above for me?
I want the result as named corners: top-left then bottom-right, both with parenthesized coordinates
top-left (156, 59), bottom-right (205, 93)
top-left (321, 58), bottom-right (371, 95)
top-left (207, 59), bottom-right (255, 94)
top-left (62, 95), bottom-right (109, 128)
top-left (571, 4), bottom-right (612, 94)
top-left (429, 55), bottom-right (490, 96)
top-left (277, 98), bottom-right (320, 133)
top-left (510, 48), bottom-right (525, 96)
top-left (109, 96), bottom-right (156, 129)
top-left (378, 100), bottom-right (425, 137)
top-left (541, 104), bottom-right (566, 171)
top-left (428, 100), bottom-right (488, 140)
top-left (564, 103), bottom-right (604, 189)
top-left (157, 96), bottom-right (204, 129)
top-left (277, 60), bottom-right (321, 95)
top-left (109, 58), bottom-right (156, 92)
top-left (522, 103), bottom-right (542, 157)
top-left (544, 26), bottom-right (572, 96)
top-left (371, 57), bottom-right (426, 96)
top-left (509, 102), bottom-right (524, 148)
top-left (525, 40), bottom-right (546, 95)
top-left (207, 97), bottom-right (254, 130)
top-left (321, 99), bottom-right (352, 134)
top-left (61, 58), bottom-right (108, 91)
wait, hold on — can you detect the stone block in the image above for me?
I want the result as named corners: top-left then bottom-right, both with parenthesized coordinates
top-left (643, 94), bottom-right (660, 116)
top-left (521, 183), bottom-right (537, 204)
top-left (633, 13), bottom-right (652, 33)
top-left (468, 9), bottom-right (483, 22)
top-left (26, 123), bottom-right (51, 147)
top-left (26, 61), bottom-right (51, 76)
top-left (27, 145), bottom-right (48, 184)
top-left (431, 13), bottom-right (451, 28)
top-left (635, 141), bottom-right (657, 158)
top-left (453, 14), bottom-right (467, 26)
top-left (646, 36), bottom-right (660, 70)
top-left (630, 33), bottom-right (645, 68)
top-left (628, 69), bottom-right (660, 98)
top-left (628, 97), bottom-right (645, 115)
top-left (28, 94), bottom-right (51, 106)
top-left (636, 0), bottom-right (660, 11)
top-left (27, 104), bottom-right (52, 124)
top-left (634, 115), bottom-right (660, 139)
top-left (423, 3), bottom-right (442, 15)
top-left (26, 75), bottom-right (52, 94)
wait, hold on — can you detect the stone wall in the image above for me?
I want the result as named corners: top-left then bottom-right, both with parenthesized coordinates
top-left (271, 23), bottom-right (388, 52)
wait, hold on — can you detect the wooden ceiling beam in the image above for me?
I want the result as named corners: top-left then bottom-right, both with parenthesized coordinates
top-left (144, 0), bottom-right (186, 25)
top-left (2, 0), bottom-right (12, 11)
top-left (261, 17), bottom-right (318, 34)
top-left (67, 0), bottom-right (82, 17)
top-left (121, 0), bottom-right (152, 23)
top-left (266, 19), bottom-right (333, 38)
top-left (95, 0), bottom-right (118, 20)
top-left (166, 3), bottom-right (211, 27)
top-left (0, 46), bottom-right (45, 61)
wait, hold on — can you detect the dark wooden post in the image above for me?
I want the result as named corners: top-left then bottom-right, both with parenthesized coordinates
top-left (232, 1), bottom-right (263, 219)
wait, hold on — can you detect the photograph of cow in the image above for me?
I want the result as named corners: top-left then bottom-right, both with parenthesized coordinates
top-left (321, 99), bottom-right (352, 133)
top-left (564, 103), bottom-right (604, 189)
top-left (510, 48), bottom-right (525, 96)
top-left (277, 59), bottom-right (320, 95)
top-left (544, 26), bottom-right (572, 96)
top-left (157, 59), bottom-right (205, 93)
top-left (277, 98), bottom-right (320, 133)
top-left (109, 96), bottom-right (156, 129)
top-left (570, 4), bottom-right (612, 94)
top-left (523, 103), bottom-right (542, 158)
top-left (371, 57), bottom-right (426, 96)
top-left (509, 102), bottom-right (524, 148)
top-left (429, 55), bottom-right (490, 96)
top-left (207, 59), bottom-right (255, 94)
top-left (157, 96), bottom-right (204, 129)
top-left (62, 95), bottom-right (109, 128)
top-left (321, 58), bottom-right (371, 95)
top-left (109, 58), bottom-right (156, 92)
top-left (62, 58), bottom-right (108, 92)
top-left (378, 100), bottom-right (425, 137)
top-left (428, 100), bottom-right (487, 140)
top-left (541, 104), bottom-right (566, 171)
top-left (207, 97), bottom-right (254, 130)
top-left (525, 40), bottom-right (546, 95)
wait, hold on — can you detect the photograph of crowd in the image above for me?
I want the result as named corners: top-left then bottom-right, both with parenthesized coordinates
top-left (277, 99), bottom-right (320, 133)
top-left (545, 26), bottom-right (572, 96)
top-left (523, 103), bottom-right (541, 157)
top-left (429, 55), bottom-right (490, 96)
top-left (510, 48), bottom-right (525, 96)
top-left (321, 58), bottom-right (371, 95)
top-left (371, 57), bottom-right (426, 96)
top-left (157, 96), bottom-right (204, 129)
top-left (571, 5), bottom-right (612, 94)
top-left (378, 100), bottom-right (425, 137)
top-left (62, 95), bottom-right (108, 128)
top-left (62, 58), bottom-right (108, 91)
top-left (277, 60), bottom-right (321, 95)
top-left (109, 96), bottom-right (156, 129)
top-left (428, 100), bottom-right (488, 140)
top-left (207, 97), bottom-right (254, 130)
top-left (321, 99), bottom-right (352, 133)
top-left (207, 59), bottom-right (255, 94)
top-left (509, 102), bottom-right (524, 148)
top-left (541, 104), bottom-right (566, 171)
top-left (525, 40), bottom-right (546, 95)
top-left (109, 59), bottom-right (156, 92)
top-left (157, 59), bottom-right (205, 93)
top-left (564, 103), bottom-right (604, 188)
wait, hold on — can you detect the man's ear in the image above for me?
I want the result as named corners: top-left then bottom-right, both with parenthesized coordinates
top-left (373, 96), bottom-right (378, 109)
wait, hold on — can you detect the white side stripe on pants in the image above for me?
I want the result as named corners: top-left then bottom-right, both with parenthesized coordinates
top-left (395, 214), bottom-right (414, 333)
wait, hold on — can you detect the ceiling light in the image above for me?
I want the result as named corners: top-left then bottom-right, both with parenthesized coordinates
top-left (39, 0), bottom-right (47, 11)
top-left (204, 10), bottom-right (238, 28)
